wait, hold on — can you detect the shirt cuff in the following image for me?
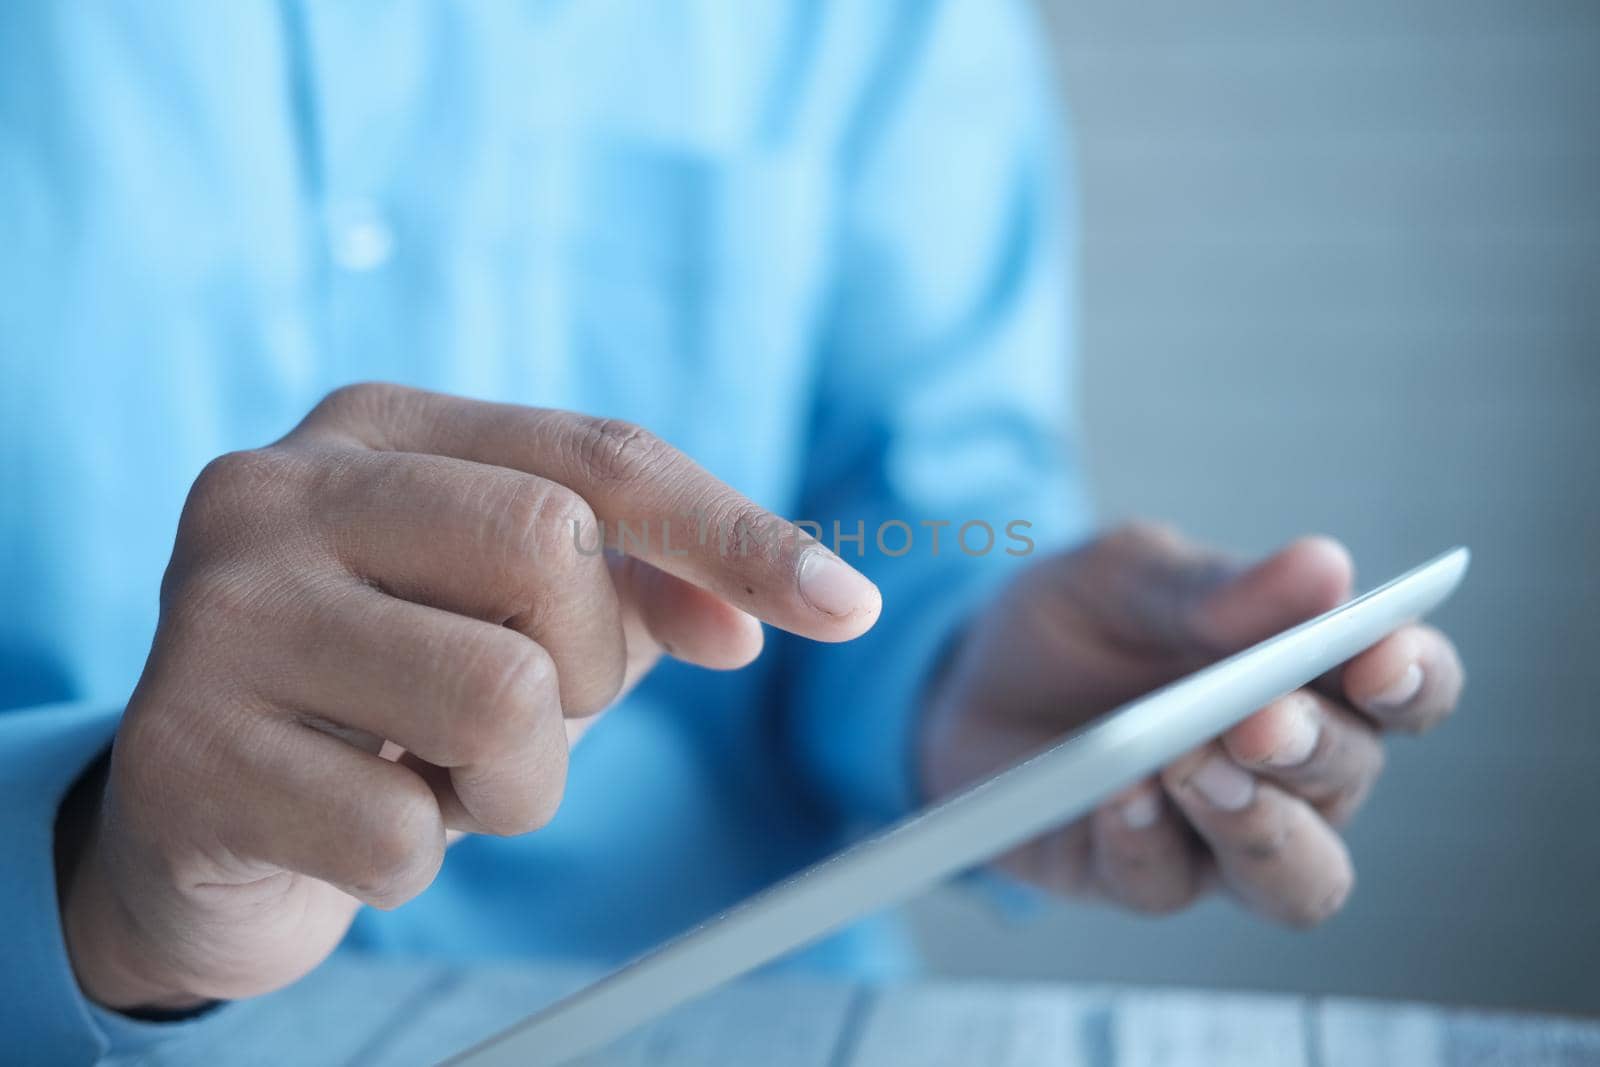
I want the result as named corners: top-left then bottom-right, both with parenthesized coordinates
top-left (0, 700), bottom-right (222, 1062)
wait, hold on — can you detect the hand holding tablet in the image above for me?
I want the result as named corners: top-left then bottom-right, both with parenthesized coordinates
top-left (452, 543), bottom-right (1469, 1065)
top-left (922, 529), bottom-right (1464, 927)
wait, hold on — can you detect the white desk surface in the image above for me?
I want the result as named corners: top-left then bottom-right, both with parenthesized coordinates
top-left (126, 953), bottom-right (1600, 1066)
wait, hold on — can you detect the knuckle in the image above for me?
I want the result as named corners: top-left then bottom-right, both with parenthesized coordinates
top-left (175, 450), bottom-right (325, 587)
top-left (524, 741), bottom-right (570, 833)
top-left (193, 449), bottom-right (278, 500)
top-left (360, 785), bottom-right (444, 908)
top-left (573, 417), bottom-right (667, 488)
top-left (524, 785), bottom-right (565, 833)
top-left (554, 634), bottom-right (627, 721)
top-left (475, 735), bottom-right (568, 838)
top-left (712, 498), bottom-right (786, 564)
top-left (459, 640), bottom-right (557, 759)
top-left (314, 382), bottom-right (395, 424)
top-left (303, 382), bottom-right (416, 449)
top-left (184, 450), bottom-right (286, 539)
top-left (488, 788), bottom-right (566, 839)
top-left (498, 479), bottom-right (597, 566)
top-left (566, 669), bottom-right (624, 720)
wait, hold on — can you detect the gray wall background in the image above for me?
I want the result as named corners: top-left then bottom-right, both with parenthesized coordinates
top-left (912, 0), bottom-right (1600, 1014)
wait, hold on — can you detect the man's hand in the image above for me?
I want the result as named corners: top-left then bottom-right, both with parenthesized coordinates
top-left (59, 383), bottom-right (880, 1012)
top-left (920, 524), bottom-right (1464, 926)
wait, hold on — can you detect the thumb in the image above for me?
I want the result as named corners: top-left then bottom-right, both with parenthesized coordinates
top-left (1188, 536), bottom-right (1355, 653)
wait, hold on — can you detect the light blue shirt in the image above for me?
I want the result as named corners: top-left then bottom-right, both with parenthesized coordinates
top-left (0, 1), bottom-right (1090, 1059)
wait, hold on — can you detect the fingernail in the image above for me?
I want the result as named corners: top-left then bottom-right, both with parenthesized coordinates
top-left (797, 548), bottom-right (877, 617)
top-left (1369, 663), bottom-right (1424, 710)
top-left (1264, 696), bottom-right (1320, 767)
top-left (1120, 791), bottom-right (1162, 830)
top-left (1187, 755), bottom-right (1256, 811)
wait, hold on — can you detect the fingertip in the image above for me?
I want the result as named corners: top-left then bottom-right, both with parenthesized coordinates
top-left (631, 566), bottom-right (768, 671)
top-left (1282, 535), bottom-right (1355, 610)
top-left (680, 602), bottom-right (768, 671)
top-left (1281, 849), bottom-right (1356, 929)
top-left (1223, 707), bottom-right (1278, 767)
top-left (1159, 745), bottom-right (1212, 792)
top-left (1343, 628), bottom-right (1425, 712)
top-left (1190, 536), bottom-right (1354, 650)
top-left (1091, 781), bottom-right (1206, 915)
top-left (796, 548), bottom-right (882, 638)
top-left (1223, 694), bottom-right (1319, 769)
top-left (715, 610), bottom-right (766, 670)
top-left (804, 589), bottom-right (883, 645)
top-left (847, 583), bottom-right (883, 638)
top-left (1107, 780), bottom-right (1163, 831)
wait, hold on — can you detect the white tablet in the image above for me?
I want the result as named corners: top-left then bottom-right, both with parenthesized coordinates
top-left (449, 546), bottom-right (1470, 1066)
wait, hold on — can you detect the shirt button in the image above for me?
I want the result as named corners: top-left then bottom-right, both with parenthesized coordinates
top-left (328, 199), bottom-right (395, 272)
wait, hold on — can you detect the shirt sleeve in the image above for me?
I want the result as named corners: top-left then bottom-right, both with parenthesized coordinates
top-left (778, 0), bottom-right (1094, 825)
top-left (0, 701), bottom-right (222, 1062)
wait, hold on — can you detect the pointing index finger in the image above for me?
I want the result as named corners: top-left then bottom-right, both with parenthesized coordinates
top-left (296, 385), bottom-right (880, 641)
